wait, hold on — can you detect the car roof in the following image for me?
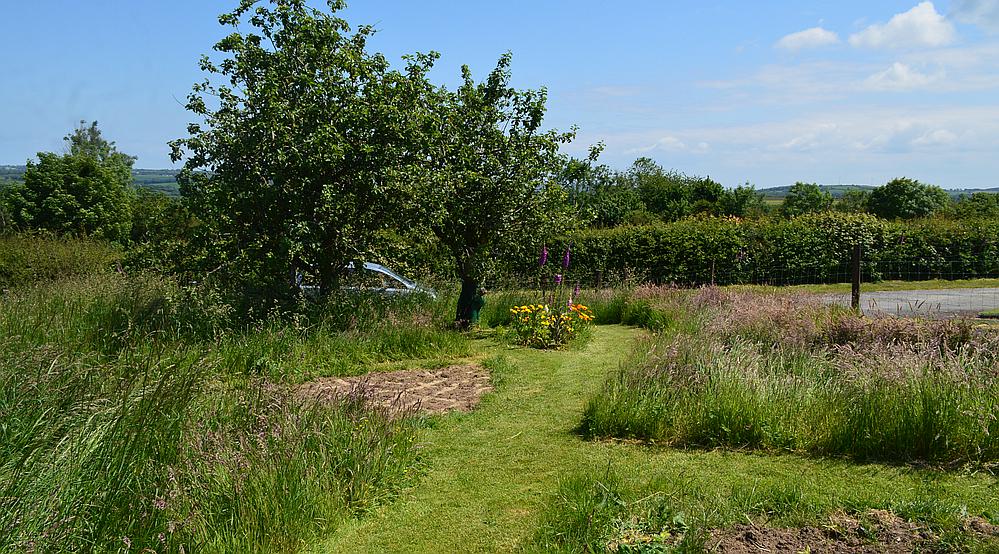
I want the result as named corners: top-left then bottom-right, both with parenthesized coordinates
top-left (345, 261), bottom-right (416, 288)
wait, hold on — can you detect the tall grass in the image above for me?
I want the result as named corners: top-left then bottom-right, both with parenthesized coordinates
top-left (1, 273), bottom-right (470, 379)
top-left (581, 287), bottom-right (999, 466)
top-left (0, 272), bottom-right (457, 551)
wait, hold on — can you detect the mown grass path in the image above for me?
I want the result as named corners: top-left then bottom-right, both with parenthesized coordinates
top-left (311, 325), bottom-right (999, 553)
top-left (311, 325), bottom-right (642, 552)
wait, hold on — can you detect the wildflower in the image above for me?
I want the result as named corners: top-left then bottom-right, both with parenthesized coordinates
top-left (562, 245), bottom-right (571, 270)
top-left (539, 245), bottom-right (549, 266)
top-left (554, 274), bottom-right (563, 286)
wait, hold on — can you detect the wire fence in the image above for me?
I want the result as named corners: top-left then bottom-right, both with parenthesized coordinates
top-left (558, 256), bottom-right (999, 318)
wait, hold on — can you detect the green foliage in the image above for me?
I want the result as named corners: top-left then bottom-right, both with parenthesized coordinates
top-left (0, 201), bottom-right (12, 235)
top-left (509, 212), bottom-right (999, 287)
top-left (423, 53), bottom-right (578, 322)
top-left (584, 183), bottom-right (645, 227)
top-left (0, 234), bottom-right (119, 288)
top-left (719, 183), bottom-right (767, 218)
top-left (607, 158), bottom-right (764, 224)
top-left (124, 189), bottom-right (205, 277)
top-left (950, 192), bottom-right (999, 219)
top-left (868, 177), bottom-right (951, 220)
top-left (427, 54), bottom-right (576, 282)
top-left (170, 0), bottom-right (439, 298)
top-left (3, 122), bottom-right (135, 242)
top-left (627, 158), bottom-right (693, 222)
top-left (835, 188), bottom-right (870, 213)
top-left (537, 217), bottom-right (749, 286)
top-left (780, 182), bottom-right (833, 218)
top-left (574, 168), bottom-right (645, 228)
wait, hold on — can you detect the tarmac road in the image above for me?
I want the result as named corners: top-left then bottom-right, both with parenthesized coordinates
top-left (824, 287), bottom-right (999, 318)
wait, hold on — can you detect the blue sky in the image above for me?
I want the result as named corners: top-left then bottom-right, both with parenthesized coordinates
top-left (3, 1), bottom-right (999, 188)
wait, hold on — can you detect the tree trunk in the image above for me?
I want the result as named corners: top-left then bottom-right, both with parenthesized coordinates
top-left (455, 276), bottom-right (478, 330)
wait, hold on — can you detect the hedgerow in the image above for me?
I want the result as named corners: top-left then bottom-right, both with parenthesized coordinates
top-left (500, 213), bottom-right (999, 286)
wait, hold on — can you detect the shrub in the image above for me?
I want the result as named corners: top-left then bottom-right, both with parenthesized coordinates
top-left (0, 234), bottom-right (120, 288)
top-left (868, 177), bottom-right (951, 220)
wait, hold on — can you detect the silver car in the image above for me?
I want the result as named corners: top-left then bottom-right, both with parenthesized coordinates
top-left (300, 262), bottom-right (436, 298)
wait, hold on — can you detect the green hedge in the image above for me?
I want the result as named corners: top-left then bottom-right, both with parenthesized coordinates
top-left (0, 234), bottom-right (120, 288)
top-left (512, 213), bottom-right (999, 286)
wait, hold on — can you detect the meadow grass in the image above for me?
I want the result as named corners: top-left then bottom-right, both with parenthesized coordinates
top-left (0, 273), bottom-right (464, 552)
top-left (6, 275), bottom-right (999, 552)
top-left (581, 287), bottom-right (999, 467)
top-left (531, 462), bottom-right (999, 553)
top-left (0, 273), bottom-right (470, 379)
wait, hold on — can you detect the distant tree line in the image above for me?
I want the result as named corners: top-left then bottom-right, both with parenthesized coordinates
top-left (562, 157), bottom-right (998, 227)
top-left (561, 156), bottom-right (766, 227)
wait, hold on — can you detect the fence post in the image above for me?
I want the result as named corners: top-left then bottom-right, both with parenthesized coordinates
top-left (851, 244), bottom-right (862, 312)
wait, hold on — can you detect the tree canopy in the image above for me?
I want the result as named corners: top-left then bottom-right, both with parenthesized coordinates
top-left (781, 182), bottom-right (833, 218)
top-left (423, 53), bottom-right (576, 323)
top-left (2, 121), bottom-right (134, 241)
top-left (867, 177), bottom-right (950, 220)
top-left (170, 0), bottom-right (438, 297)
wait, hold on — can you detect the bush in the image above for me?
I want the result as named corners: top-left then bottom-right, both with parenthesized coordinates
top-left (5, 122), bottom-right (135, 242)
top-left (868, 177), bottom-right (951, 220)
top-left (0, 234), bottom-right (120, 288)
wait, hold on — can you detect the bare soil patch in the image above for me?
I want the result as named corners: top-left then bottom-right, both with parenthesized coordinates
top-left (707, 510), bottom-right (942, 553)
top-left (295, 364), bottom-right (492, 414)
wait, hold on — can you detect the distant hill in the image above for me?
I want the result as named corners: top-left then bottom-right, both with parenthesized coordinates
top-left (760, 183), bottom-right (999, 200)
top-left (0, 165), bottom-right (180, 197)
top-left (131, 169), bottom-right (181, 197)
top-left (760, 184), bottom-right (875, 199)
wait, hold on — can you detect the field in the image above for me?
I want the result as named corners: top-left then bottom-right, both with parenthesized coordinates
top-left (0, 166), bottom-right (180, 196)
top-left (3, 272), bottom-right (999, 552)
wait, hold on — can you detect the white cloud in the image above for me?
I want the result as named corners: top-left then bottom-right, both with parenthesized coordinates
top-left (952, 0), bottom-right (999, 32)
top-left (774, 123), bottom-right (840, 152)
top-left (627, 136), bottom-right (709, 155)
top-left (912, 128), bottom-right (959, 146)
top-left (599, 106), bottom-right (999, 161)
top-left (849, 2), bottom-right (956, 49)
top-left (863, 62), bottom-right (940, 90)
top-left (775, 27), bottom-right (840, 51)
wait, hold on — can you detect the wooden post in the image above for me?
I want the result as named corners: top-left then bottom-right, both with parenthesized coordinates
top-left (851, 244), bottom-right (862, 312)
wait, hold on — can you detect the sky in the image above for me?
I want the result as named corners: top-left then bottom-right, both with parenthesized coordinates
top-left (3, 1), bottom-right (999, 188)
